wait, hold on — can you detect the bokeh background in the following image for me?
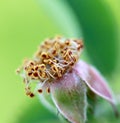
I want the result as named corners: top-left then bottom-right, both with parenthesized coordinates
top-left (0, 0), bottom-right (120, 123)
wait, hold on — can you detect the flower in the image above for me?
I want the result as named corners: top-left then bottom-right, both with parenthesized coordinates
top-left (17, 36), bottom-right (118, 123)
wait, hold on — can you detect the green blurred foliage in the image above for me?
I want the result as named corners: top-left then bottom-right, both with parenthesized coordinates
top-left (15, 99), bottom-right (59, 123)
top-left (67, 0), bottom-right (119, 75)
top-left (0, 0), bottom-right (120, 123)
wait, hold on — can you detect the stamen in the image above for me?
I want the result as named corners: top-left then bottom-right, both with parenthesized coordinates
top-left (17, 36), bottom-right (83, 96)
top-left (29, 93), bottom-right (35, 98)
top-left (47, 87), bottom-right (50, 93)
top-left (41, 52), bottom-right (49, 59)
top-left (38, 89), bottom-right (43, 93)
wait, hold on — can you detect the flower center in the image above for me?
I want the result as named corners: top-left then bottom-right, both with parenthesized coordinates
top-left (17, 36), bottom-right (83, 97)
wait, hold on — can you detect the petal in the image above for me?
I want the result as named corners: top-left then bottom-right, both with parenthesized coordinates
top-left (50, 71), bottom-right (87, 123)
top-left (73, 60), bottom-right (115, 104)
top-left (73, 60), bottom-right (119, 116)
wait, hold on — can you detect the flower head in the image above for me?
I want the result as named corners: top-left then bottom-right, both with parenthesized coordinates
top-left (17, 36), bottom-right (118, 123)
top-left (17, 36), bottom-right (83, 97)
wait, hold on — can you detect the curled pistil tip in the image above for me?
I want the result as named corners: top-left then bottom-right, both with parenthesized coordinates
top-left (17, 36), bottom-right (118, 123)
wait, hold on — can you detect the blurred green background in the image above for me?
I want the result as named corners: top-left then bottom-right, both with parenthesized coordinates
top-left (0, 0), bottom-right (120, 123)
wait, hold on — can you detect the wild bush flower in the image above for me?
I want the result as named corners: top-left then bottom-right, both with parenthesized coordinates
top-left (17, 36), bottom-right (118, 123)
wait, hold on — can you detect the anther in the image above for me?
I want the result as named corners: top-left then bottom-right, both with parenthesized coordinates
top-left (29, 93), bottom-right (35, 98)
top-left (33, 72), bottom-right (38, 77)
top-left (35, 66), bottom-right (38, 70)
top-left (77, 44), bottom-right (84, 50)
top-left (28, 72), bottom-right (32, 76)
top-left (29, 61), bottom-right (35, 66)
top-left (54, 42), bottom-right (60, 49)
top-left (65, 40), bottom-right (70, 45)
top-left (41, 52), bottom-right (48, 59)
top-left (51, 65), bottom-right (58, 73)
top-left (47, 87), bottom-right (50, 93)
top-left (52, 50), bottom-right (57, 55)
top-left (38, 64), bottom-right (46, 70)
top-left (68, 50), bottom-right (72, 55)
top-left (38, 89), bottom-right (43, 93)
top-left (16, 68), bottom-right (20, 73)
top-left (41, 72), bottom-right (47, 78)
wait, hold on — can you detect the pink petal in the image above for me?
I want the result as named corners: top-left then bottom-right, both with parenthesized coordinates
top-left (73, 60), bottom-right (115, 104)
